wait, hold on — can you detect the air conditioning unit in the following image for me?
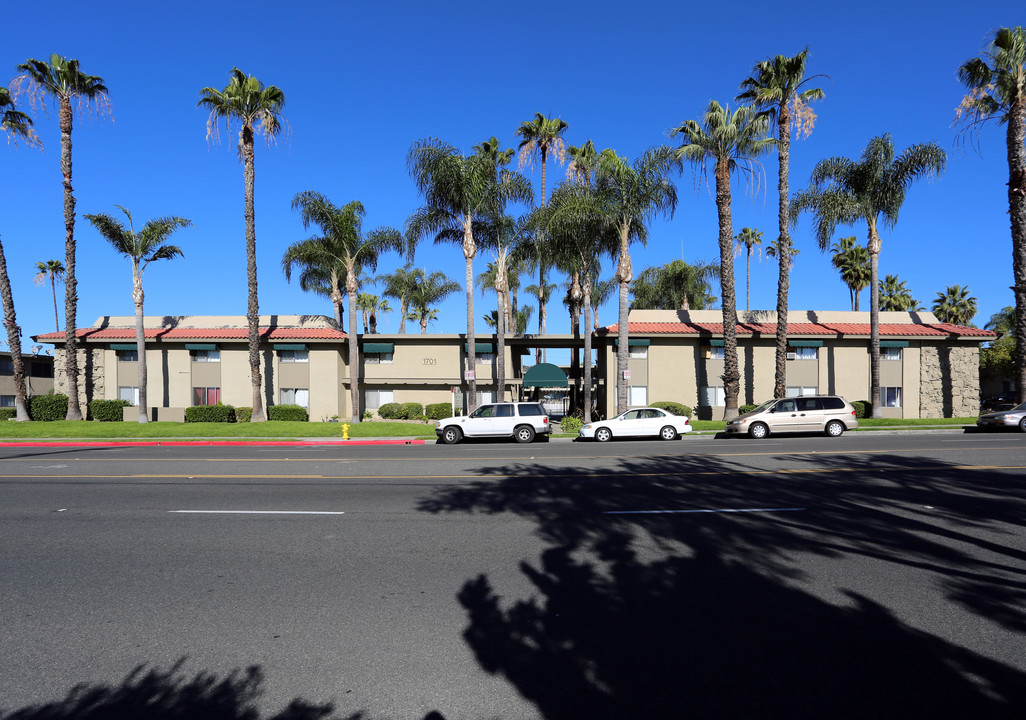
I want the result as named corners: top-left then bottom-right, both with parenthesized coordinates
top-left (786, 352), bottom-right (797, 360)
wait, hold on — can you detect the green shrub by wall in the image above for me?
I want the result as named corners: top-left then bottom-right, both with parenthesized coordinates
top-left (235, 407), bottom-right (253, 423)
top-left (185, 404), bottom-right (236, 423)
top-left (30, 393), bottom-right (68, 421)
top-left (852, 400), bottom-right (872, 419)
top-left (739, 404), bottom-right (758, 415)
top-left (89, 399), bottom-right (130, 422)
top-left (560, 416), bottom-right (583, 434)
top-left (651, 401), bottom-right (693, 418)
top-left (268, 404), bottom-right (308, 422)
top-left (426, 403), bottom-right (452, 421)
top-left (377, 402), bottom-right (402, 419)
top-left (0, 408), bottom-right (16, 420)
top-left (401, 402), bottom-right (424, 419)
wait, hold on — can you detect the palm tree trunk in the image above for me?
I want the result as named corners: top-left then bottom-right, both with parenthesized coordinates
top-left (746, 249), bottom-right (752, 311)
top-left (569, 269), bottom-right (582, 405)
top-left (242, 129), bottom-right (265, 422)
top-left (133, 265), bottom-right (148, 424)
top-left (0, 235), bottom-right (30, 421)
top-left (496, 289), bottom-right (506, 402)
top-left (347, 285), bottom-right (360, 423)
top-left (398, 299), bottom-right (408, 334)
top-left (615, 223), bottom-right (633, 414)
top-left (537, 148), bottom-right (549, 365)
top-left (1007, 93), bottom-right (1026, 403)
top-left (50, 274), bottom-right (59, 332)
top-left (716, 159), bottom-right (740, 421)
top-left (463, 217), bottom-right (477, 411)
top-left (868, 223), bottom-right (882, 418)
top-left (773, 109), bottom-right (791, 401)
top-left (59, 98), bottom-right (82, 421)
top-left (583, 273), bottom-right (593, 424)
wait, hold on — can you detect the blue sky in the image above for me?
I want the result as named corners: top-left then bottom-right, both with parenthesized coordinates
top-left (2, 0), bottom-right (1023, 361)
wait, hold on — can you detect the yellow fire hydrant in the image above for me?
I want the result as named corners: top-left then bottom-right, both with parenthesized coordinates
top-left (341, 423), bottom-right (350, 440)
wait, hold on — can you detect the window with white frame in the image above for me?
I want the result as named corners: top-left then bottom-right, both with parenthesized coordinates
top-left (628, 385), bottom-right (648, 406)
top-left (789, 346), bottom-right (818, 360)
top-left (476, 352), bottom-right (495, 365)
top-left (115, 349), bottom-right (138, 362)
top-left (882, 386), bottom-right (902, 408)
top-left (364, 352), bottom-right (393, 364)
top-left (786, 386), bottom-right (818, 397)
top-left (280, 388), bottom-right (310, 407)
top-left (629, 345), bottom-right (648, 359)
top-left (709, 346), bottom-right (725, 360)
top-left (883, 347), bottom-right (903, 361)
top-left (701, 386), bottom-right (725, 406)
top-left (364, 389), bottom-right (394, 409)
top-left (475, 390), bottom-right (495, 405)
top-left (191, 349), bottom-right (220, 362)
top-left (279, 349), bottom-right (309, 363)
top-left (118, 386), bottom-right (139, 406)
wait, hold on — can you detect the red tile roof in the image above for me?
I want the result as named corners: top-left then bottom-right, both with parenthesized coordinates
top-left (599, 321), bottom-right (996, 340)
top-left (35, 326), bottom-right (348, 342)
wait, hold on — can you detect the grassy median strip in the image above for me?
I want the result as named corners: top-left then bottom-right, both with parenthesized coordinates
top-left (0, 420), bottom-right (438, 440)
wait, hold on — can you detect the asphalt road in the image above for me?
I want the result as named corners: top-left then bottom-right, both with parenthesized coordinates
top-left (2, 432), bottom-right (1025, 719)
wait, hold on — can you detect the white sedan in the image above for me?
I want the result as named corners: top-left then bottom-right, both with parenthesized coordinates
top-left (579, 407), bottom-right (693, 442)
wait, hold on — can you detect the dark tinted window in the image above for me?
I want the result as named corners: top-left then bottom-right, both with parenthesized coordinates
top-left (32, 361), bottom-right (54, 378)
top-left (517, 404), bottom-right (545, 416)
top-left (797, 398), bottom-right (823, 411)
top-left (0, 358), bottom-right (12, 374)
top-left (495, 404), bottom-right (514, 417)
top-left (473, 405), bottom-right (496, 418)
top-left (822, 397), bottom-right (845, 410)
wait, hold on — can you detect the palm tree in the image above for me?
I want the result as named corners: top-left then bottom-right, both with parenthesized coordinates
top-left (83, 207), bottom-right (191, 424)
top-left (408, 271), bottom-right (460, 334)
top-left (287, 192), bottom-right (402, 423)
top-left (673, 101), bottom-right (774, 420)
top-left (765, 239), bottom-right (800, 267)
top-left (957, 27), bottom-right (1026, 402)
top-left (199, 67), bottom-right (286, 422)
top-left (407, 138), bottom-right (532, 410)
top-left (986, 306), bottom-right (1016, 336)
top-left (792, 134), bottom-right (945, 417)
top-left (33, 260), bottom-right (65, 331)
top-left (368, 296), bottom-right (391, 333)
top-left (738, 48), bottom-right (826, 400)
top-left (408, 306), bottom-right (439, 333)
top-left (15, 54), bottom-right (110, 421)
top-left (630, 260), bottom-right (718, 311)
top-left (355, 292), bottom-right (375, 334)
top-left (516, 113), bottom-right (569, 361)
top-left (829, 237), bottom-right (871, 310)
top-left (590, 274), bottom-right (618, 329)
top-left (879, 274), bottom-right (921, 312)
top-left (932, 285), bottom-right (977, 326)
top-left (1, 87), bottom-right (39, 148)
top-left (566, 139), bottom-right (598, 184)
top-left (733, 227), bottom-right (763, 311)
top-left (380, 265), bottom-right (422, 334)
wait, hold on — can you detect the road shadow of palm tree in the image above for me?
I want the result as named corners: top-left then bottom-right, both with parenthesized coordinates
top-left (418, 450), bottom-right (1026, 719)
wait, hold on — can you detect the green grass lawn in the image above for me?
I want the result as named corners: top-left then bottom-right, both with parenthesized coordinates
top-left (0, 419), bottom-right (438, 441)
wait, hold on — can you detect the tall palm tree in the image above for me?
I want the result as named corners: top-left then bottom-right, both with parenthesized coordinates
top-left (516, 113), bottom-right (569, 361)
top-left (15, 54), bottom-right (110, 421)
top-left (733, 227), bottom-right (763, 311)
top-left (765, 239), bottom-right (799, 266)
top-left (829, 236), bottom-right (871, 310)
top-left (83, 207), bottom-right (191, 424)
top-left (879, 274), bottom-right (921, 312)
top-left (380, 264), bottom-right (422, 334)
top-left (0, 89), bottom-right (39, 422)
top-left (199, 67), bottom-right (286, 422)
top-left (630, 260), bottom-right (718, 311)
top-left (792, 134), bottom-right (945, 416)
top-left (590, 274), bottom-right (617, 329)
top-left (282, 264), bottom-right (344, 327)
top-left (408, 271), bottom-right (460, 334)
top-left (738, 49), bottom-right (825, 399)
top-left (368, 296), bottom-right (391, 333)
top-left (33, 260), bottom-right (65, 331)
top-left (673, 101), bottom-right (774, 420)
top-left (566, 139), bottom-right (598, 184)
top-left (355, 292), bottom-right (375, 334)
top-left (985, 306), bottom-right (1016, 336)
top-left (957, 27), bottom-right (1026, 401)
top-left (406, 138), bottom-right (531, 410)
top-left (932, 285), bottom-right (977, 326)
top-left (287, 192), bottom-right (402, 423)
top-left (408, 306), bottom-right (439, 333)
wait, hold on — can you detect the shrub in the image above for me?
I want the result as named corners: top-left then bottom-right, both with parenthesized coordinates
top-left (426, 402), bottom-right (452, 421)
top-left (362, 410), bottom-right (373, 420)
top-left (0, 408), bottom-right (16, 420)
top-left (739, 404), bottom-right (758, 415)
top-left (378, 402), bottom-right (403, 419)
top-left (401, 402), bottom-right (424, 419)
top-left (560, 416), bottom-right (583, 434)
top-left (30, 393), bottom-right (68, 422)
top-left (651, 401), bottom-right (693, 418)
top-left (235, 407), bottom-right (253, 423)
top-left (268, 404), bottom-right (308, 422)
top-left (852, 400), bottom-right (873, 419)
top-left (185, 404), bottom-right (235, 423)
top-left (89, 398), bottom-right (130, 422)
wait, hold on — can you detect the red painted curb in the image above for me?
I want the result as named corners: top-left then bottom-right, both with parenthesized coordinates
top-left (0, 439), bottom-right (430, 447)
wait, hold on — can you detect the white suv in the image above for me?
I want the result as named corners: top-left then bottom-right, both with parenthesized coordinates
top-left (436, 402), bottom-right (550, 444)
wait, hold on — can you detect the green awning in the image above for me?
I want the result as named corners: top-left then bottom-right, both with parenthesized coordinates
top-left (273, 343), bottom-right (308, 351)
top-left (523, 362), bottom-right (569, 388)
top-left (880, 340), bottom-right (909, 348)
top-left (464, 342), bottom-right (495, 353)
top-left (613, 338), bottom-right (651, 347)
top-left (111, 343), bottom-right (137, 350)
top-left (185, 343), bottom-right (218, 351)
top-left (789, 340), bottom-right (824, 347)
top-left (363, 342), bottom-right (394, 354)
top-left (709, 339), bottom-right (724, 347)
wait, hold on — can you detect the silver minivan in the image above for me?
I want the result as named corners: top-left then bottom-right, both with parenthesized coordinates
top-left (724, 395), bottom-right (858, 438)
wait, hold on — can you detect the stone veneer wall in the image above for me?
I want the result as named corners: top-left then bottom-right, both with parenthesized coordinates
top-left (53, 347), bottom-right (104, 415)
top-left (919, 344), bottom-right (980, 418)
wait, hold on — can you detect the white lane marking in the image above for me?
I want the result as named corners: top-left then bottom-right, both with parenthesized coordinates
top-left (169, 510), bottom-right (345, 515)
top-left (31, 465), bottom-right (68, 469)
top-left (603, 507), bottom-right (805, 515)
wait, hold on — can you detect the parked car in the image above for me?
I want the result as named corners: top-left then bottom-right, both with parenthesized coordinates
top-left (436, 402), bottom-right (550, 444)
top-left (980, 391), bottom-right (1017, 413)
top-left (976, 401), bottom-right (1026, 432)
top-left (579, 407), bottom-right (693, 442)
top-left (724, 395), bottom-right (858, 438)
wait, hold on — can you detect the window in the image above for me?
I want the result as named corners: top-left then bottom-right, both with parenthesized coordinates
top-left (118, 386), bottom-right (139, 406)
top-left (364, 352), bottom-right (393, 364)
top-left (629, 346), bottom-right (649, 359)
top-left (364, 389), bottom-right (393, 409)
top-left (822, 397), bottom-right (845, 410)
top-left (475, 391), bottom-right (495, 405)
top-left (701, 386), bottom-right (725, 406)
top-left (472, 404), bottom-right (496, 418)
top-left (796, 397), bottom-right (824, 411)
top-left (115, 349), bottom-right (138, 362)
top-left (882, 387), bottom-right (902, 408)
top-left (193, 387), bottom-right (221, 406)
top-left (789, 346), bottom-right (818, 360)
top-left (279, 350), bottom-right (308, 363)
top-left (32, 361), bottom-right (53, 378)
top-left (883, 347), bottom-right (902, 361)
top-left (629, 385), bottom-right (648, 406)
top-left (777, 399), bottom-right (798, 412)
top-left (495, 404), bottom-right (514, 417)
top-left (786, 386), bottom-right (818, 397)
top-left (0, 358), bottom-right (13, 374)
top-left (280, 388), bottom-right (310, 407)
top-left (709, 346), bottom-right (725, 360)
top-left (0, 395), bottom-right (14, 407)
top-left (476, 352), bottom-right (495, 365)
top-left (191, 349), bottom-right (220, 363)
top-left (518, 404), bottom-right (545, 416)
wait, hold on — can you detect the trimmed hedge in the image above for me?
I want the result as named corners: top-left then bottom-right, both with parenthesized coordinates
top-left (185, 404), bottom-right (236, 423)
top-left (378, 402), bottom-right (425, 420)
top-left (560, 416), bottom-right (583, 434)
top-left (401, 402), bottom-right (423, 419)
top-left (652, 401), bottom-right (693, 418)
top-left (30, 393), bottom-right (68, 422)
top-left (0, 408), bottom-right (16, 420)
top-left (426, 402), bottom-right (453, 421)
top-left (268, 404), bottom-right (308, 422)
top-left (89, 398), bottom-right (131, 422)
top-left (235, 407), bottom-right (253, 423)
top-left (377, 402), bottom-right (403, 419)
top-left (852, 400), bottom-right (873, 419)
top-left (739, 404), bottom-right (758, 415)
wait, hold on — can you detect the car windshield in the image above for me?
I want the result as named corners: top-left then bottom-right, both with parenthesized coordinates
top-left (749, 400), bottom-right (775, 413)
top-left (1004, 401), bottom-right (1026, 413)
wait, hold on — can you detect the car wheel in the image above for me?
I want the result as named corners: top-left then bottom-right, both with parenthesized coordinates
top-left (748, 422), bottom-right (769, 439)
top-left (442, 426), bottom-right (462, 445)
top-left (514, 425), bottom-right (536, 443)
top-left (595, 427), bottom-right (612, 442)
top-left (1019, 417), bottom-right (1026, 433)
top-left (825, 420), bottom-right (845, 437)
top-left (659, 425), bottom-right (678, 441)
